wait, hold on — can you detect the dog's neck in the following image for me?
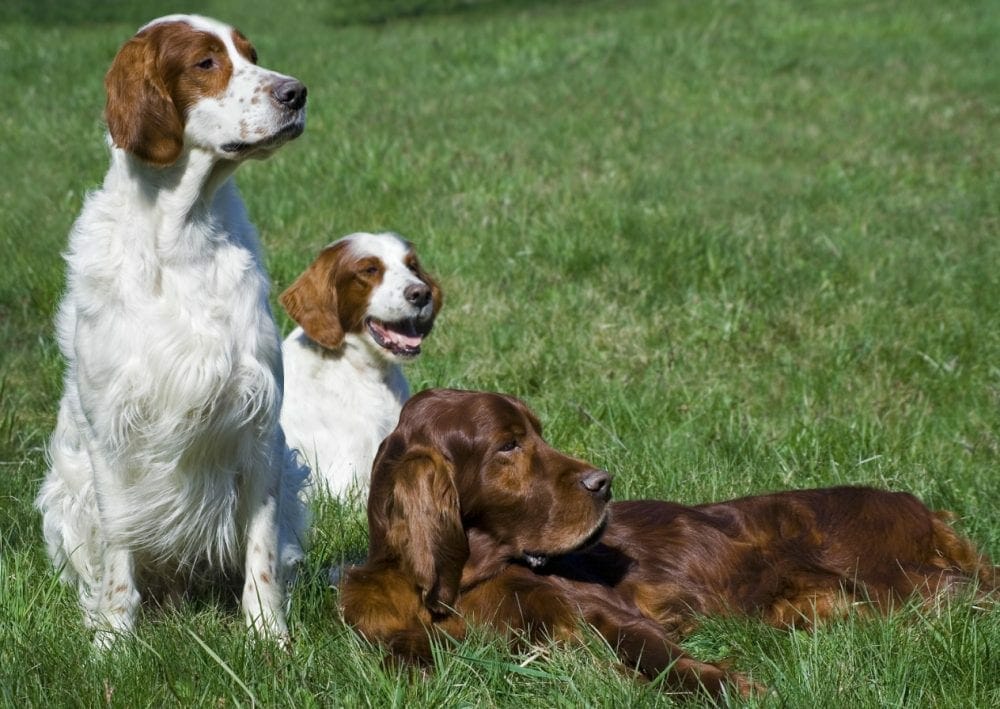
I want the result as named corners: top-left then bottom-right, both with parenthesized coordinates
top-left (104, 145), bottom-right (239, 221)
top-left (102, 145), bottom-right (257, 266)
top-left (458, 528), bottom-right (518, 591)
top-left (306, 331), bottom-right (407, 387)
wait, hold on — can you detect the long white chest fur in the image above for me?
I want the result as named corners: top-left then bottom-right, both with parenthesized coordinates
top-left (36, 12), bottom-right (308, 647)
top-left (281, 327), bottom-right (409, 498)
top-left (57, 174), bottom-right (283, 569)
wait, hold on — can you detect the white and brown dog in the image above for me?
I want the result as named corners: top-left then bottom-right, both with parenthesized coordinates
top-left (36, 15), bottom-right (307, 647)
top-left (280, 233), bottom-right (441, 498)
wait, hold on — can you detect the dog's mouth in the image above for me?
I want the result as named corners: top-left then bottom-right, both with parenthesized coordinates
top-left (366, 317), bottom-right (431, 359)
top-left (522, 512), bottom-right (609, 569)
top-left (220, 114), bottom-right (306, 157)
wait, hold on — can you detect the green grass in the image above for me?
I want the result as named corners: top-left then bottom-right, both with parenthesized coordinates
top-left (2, 0), bottom-right (999, 705)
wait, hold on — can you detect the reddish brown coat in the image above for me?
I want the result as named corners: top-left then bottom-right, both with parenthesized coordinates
top-left (341, 389), bottom-right (996, 698)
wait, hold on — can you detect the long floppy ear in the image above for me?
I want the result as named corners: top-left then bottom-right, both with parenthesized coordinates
top-left (371, 444), bottom-right (467, 615)
top-left (104, 28), bottom-right (184, 166)
top-left (279, 249), bottom-right (346, 350)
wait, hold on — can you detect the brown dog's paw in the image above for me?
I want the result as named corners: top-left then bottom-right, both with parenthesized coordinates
top-left (728, 671), bottom-right (767, 699)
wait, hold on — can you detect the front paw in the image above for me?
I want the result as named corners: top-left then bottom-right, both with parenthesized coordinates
top-left (91, 627), bottom-right (124, 652)
top-left (245, 608), bottom-right (291, 650)
top-left (727, 671), bottom-right (767, 699)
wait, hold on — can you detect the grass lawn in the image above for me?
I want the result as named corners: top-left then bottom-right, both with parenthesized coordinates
top-left (2, 0), bottom-right (998, 705)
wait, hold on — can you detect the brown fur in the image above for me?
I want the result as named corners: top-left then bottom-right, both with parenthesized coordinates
top-left (341, 389), bottom-right (997, 699)
top-left (105, 21), bottom-right (242, 166)
top-left (279, 240), bottom-right (442, 350)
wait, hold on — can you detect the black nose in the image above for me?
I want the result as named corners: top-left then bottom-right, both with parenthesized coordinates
top-left (273, 78), bottom-right (307, 110)
top-left (405, 282), bottom-right (432, 308)
top-left (580, 469), bottom-right (611, 500)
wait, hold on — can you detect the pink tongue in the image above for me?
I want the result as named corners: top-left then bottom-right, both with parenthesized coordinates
top-left (388, 330), bottom-right (422, 348)
top-left (372, 320), bottom-right (423, 348)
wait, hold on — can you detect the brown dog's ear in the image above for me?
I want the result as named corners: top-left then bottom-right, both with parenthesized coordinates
top-left (280, 246), bottom-right (346, 349)
top-left (371, 444), bottom-right (467, 614)
top-left (104, 27), bottom-right (184, 166)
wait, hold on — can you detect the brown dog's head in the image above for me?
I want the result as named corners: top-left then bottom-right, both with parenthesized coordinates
top-left (366, 388), bottom-right (611, 614)
top-left (280, 232), bottom-right (441, 359)
top-left (105, 15), bottom-right (306, 166)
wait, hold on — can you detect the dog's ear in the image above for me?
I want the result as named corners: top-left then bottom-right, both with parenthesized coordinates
top-left (104, 27), bottom-right (184, 166)
top-left (369, 441), bottom-right (467, 615)
top-left (280, 248), bottom-right (346, 350)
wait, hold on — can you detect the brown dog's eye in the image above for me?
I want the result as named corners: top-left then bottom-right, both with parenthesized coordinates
top-left (196, 57), bottom-right (215, 70)
top-left (497, 439), bottom-right (519, 453)
top-left (362, 266), bottom-right (380, 277)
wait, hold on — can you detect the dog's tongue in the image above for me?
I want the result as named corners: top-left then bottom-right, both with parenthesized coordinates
top-left (371, 320), bottom-right (423, 348)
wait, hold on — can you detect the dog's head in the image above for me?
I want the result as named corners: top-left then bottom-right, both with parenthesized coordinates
top-left (104, 14), bottom-right (306, 166)
top-left (365, 389), bottom-right (611, 614)
top-left (280, 232), bottom-right (442, 361)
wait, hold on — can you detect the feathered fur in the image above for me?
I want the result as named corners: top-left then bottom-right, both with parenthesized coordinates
top-left (36, 14), bottom-right (309, 646)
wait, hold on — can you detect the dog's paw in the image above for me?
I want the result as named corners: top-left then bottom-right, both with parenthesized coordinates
top-left (727, 671), bottom-right (767, 700)
top-left (91, 627), bottom-right (124, 652)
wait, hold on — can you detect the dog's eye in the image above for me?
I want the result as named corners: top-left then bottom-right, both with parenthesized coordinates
top-left (362, 266), bottom-right (380, 276)
top-left (196, 57), bottom-right (215, 70)
top-left (497, 439), bottom-right (519, 453)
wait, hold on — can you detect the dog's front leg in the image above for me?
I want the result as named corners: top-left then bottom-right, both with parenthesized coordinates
top-left (583, 605), bottom-right (759, 699)
top-left (242, 470), bottom-right (289, 644)
top-left (89, 544), bottom-right (141, 650)
top-left (81, 428), bottom-right (141, 650)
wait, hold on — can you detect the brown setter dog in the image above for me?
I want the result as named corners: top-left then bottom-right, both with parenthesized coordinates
top-left (340, 389), bottom-right (995, 698)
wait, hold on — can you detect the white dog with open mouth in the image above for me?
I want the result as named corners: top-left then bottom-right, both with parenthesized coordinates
top-left (280, 232), bottom-right (442, 498)
top-left (36, 14), bottom-right (308, 647)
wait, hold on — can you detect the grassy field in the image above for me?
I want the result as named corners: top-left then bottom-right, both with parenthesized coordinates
top-left (2, 0), bottom-right (999, 705)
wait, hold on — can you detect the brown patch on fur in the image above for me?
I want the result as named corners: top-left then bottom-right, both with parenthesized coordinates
top-left (231, 28), bottom-right (258, 64)
top-left (104, 21), bottom-right (235, 166)
top-left (403, 247), bottom-right (443, 325)
top-left (280, 238), bottom-right (443, 352)
top-left (280, 242), bottom-right (383, 349)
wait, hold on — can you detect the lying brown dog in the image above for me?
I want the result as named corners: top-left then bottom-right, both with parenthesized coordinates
top-left (340, 389), bottom-right (996, 698)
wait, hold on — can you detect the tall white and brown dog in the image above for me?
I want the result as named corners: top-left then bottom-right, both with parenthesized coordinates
top-left (36, 15), bottom-right (308, 647)
top-left (280, 233), bottom-right (441, 498)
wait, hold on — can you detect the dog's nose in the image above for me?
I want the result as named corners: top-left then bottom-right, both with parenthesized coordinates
top-left (273, 78), bottom-right (307, 110)
top-left (580, 469), bottom-right (611, 500)
top-left (405, 282), bottom-right (432, 308)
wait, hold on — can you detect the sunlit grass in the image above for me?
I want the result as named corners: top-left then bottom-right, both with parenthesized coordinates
top-left (1, 0), bottom-right (997, 705)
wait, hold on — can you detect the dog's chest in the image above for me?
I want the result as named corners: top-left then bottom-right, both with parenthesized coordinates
top-left (289, 349), bottom-right (403, 434)
top-left (72, 228), bottom-right (281, 459)
top-left (281, 334), bottom-right (407, 486)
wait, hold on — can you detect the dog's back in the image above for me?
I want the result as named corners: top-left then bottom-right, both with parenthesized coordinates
top-left (564, 488), bottom-right (995, 631)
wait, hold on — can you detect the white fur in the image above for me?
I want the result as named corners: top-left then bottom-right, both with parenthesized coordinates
top-left (36, 14), bottom-right (308, 647)
top-left (282, 233), bottom-right (437, 498)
